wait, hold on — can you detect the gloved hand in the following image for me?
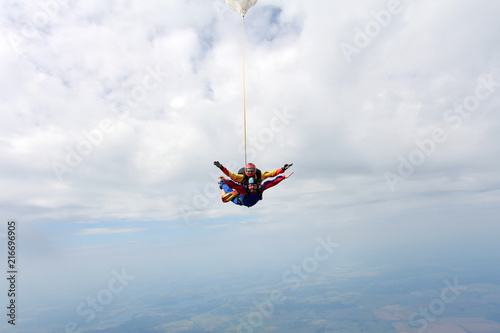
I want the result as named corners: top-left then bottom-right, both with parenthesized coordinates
top-left (214, 161), bottom-right (223, 169)
top-left (283, 163), bottom-right (293, 171)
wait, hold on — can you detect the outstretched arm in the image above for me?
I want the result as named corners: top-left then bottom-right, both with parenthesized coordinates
top-left (214, 161), bottom-right (244, 183)
top-left (261, 172), bottom-right (293, 192)
top-left (261, 163), bottom-right (293, 181)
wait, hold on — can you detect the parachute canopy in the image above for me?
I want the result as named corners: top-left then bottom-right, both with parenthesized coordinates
top-left (226, 0), bottom-right (258, 16)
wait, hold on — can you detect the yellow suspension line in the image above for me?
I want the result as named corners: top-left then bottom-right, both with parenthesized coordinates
top-left (242, 15), bottom-right (247, 166)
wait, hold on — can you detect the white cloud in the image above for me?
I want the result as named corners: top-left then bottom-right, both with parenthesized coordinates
top-left (0, 0), bottom-right (499, 247)
top-left (4, 7), bottom-right (500, 332)
top-left (75, 227), bottom-right (144, 236)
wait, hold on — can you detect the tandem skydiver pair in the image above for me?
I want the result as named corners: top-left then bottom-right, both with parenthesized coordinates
top-left (214, 161), bottom-right (293, 208)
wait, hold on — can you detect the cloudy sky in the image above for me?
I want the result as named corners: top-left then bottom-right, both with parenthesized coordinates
top-left (1, 0), bottom-right (500, 326)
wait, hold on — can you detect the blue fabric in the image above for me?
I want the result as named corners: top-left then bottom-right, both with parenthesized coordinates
top-left (221, 180), bottom-right (260, 207)
top-left (220, 181), bottom-right (234, 194)
top-left (240, 193), bottom-right (260, 207)
top-left (261, 175), bottom-right (284, 191)
top-left (222, 175), bottom-right (285, 208)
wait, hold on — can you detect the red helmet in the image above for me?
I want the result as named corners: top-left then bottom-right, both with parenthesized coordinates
top-left (245, 163), bottom-right (256, 177)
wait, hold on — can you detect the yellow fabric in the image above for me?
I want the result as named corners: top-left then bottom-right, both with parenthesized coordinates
top-left (222, 190), bottom-right (239, 203)
top-left (224, 168), bottom-right (282, 183)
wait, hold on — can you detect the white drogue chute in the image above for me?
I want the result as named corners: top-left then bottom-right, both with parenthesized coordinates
top-left (225, 0), bottom-right (258, 16)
